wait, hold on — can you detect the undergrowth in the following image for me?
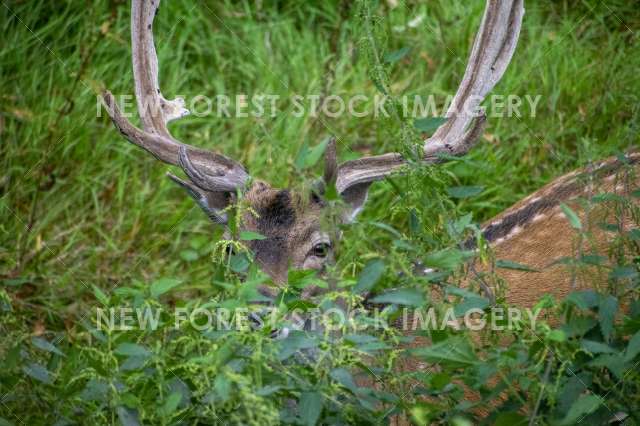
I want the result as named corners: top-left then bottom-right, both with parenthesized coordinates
top-left (1, 0), bottom-right (640, 425)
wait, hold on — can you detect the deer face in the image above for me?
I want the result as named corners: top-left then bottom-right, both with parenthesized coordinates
top-left (233, 182), bottom-right (332, 283)
top-left (166, 158), bottom-right (370, 284)
top-left (104, 0), bottom-right (523, 285)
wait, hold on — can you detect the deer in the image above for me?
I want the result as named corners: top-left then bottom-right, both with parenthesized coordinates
top-left (102, 0), bottom-right (639, 422)
top-left (101, 0), bottom-right (639, 308)
top-left (102, 0), bottom-right (639, 307)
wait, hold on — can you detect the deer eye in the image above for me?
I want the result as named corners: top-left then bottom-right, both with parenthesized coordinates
top-left (311, 242), bottom-right (331, 258)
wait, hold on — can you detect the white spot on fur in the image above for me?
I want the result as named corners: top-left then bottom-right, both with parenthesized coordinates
top-left (532, 213), bottom-right (546, 222)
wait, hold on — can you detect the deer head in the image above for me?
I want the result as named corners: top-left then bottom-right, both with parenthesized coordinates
top-left (102, 0), bottom-right (524, 285)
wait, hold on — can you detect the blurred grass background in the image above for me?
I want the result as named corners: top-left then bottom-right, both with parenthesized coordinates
top-left (1, 0), bottom-right (638, 350)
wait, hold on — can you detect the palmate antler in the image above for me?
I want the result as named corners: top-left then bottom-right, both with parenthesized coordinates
top-left (102, 0), bottom-right (249, 222)
top-left (333, 0), bottom-right (525, 195)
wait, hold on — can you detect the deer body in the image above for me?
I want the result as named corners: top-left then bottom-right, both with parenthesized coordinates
top-left (471, 153), bottom-right (638, 307)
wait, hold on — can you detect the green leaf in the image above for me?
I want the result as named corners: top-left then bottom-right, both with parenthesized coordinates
top-left (370, 288), bottom-right (424, 307)
top-left (150, 278), bottom-right (182, 298)
top-left (424, 248), bottom-right (469, 270)
top-left (454, 296), bottom-right (490, 317)
top-left (116, 406), bottom-right (140, 426)
top-left (330, 368), bottom-right (358, 393)
top-left (446, 186), bottom-right (484, 199)
top-left (304, 138), bottom-right (330, 168)
top-left (230, 253), bottom-right (250, 273)
top-left (92, 284), bottom-right (109, 305)
top-left (565, 290), bottom-right (599, 310)
top-left (560, 203), bottom-right (582, 230)
top-left (294, 140), bottom-right (309, 170)
top-left (495, 259), bottom-right (539, 272)
top-left (31, 337), bottom-right (65, 357)
top-left (494, 412), bottom-right (527, 426)
top-left (0, 418), bottom-right (15, 426)
top-left (599, 295), bottom-right (618, 342)
top-left (588, 354), bottom-right (626, 379)
top-left (239, 231), bottom-right (267, 241)
top-left (624, 330), bottom-right (640, 362)
top-left (581, 340), bottom-right (617, 354)
top-left (299, 391), bottom-right (323, 426)
top-left (547, 329), bottom-right (566, 343)
top-left (609, 265), bottom-right (638, 280)
top-left (383, 46), bottom-right (410, 63)
top-left (278, 331), bottom-right (318, 361)
top-left (114, 343), bottom-right (151, 358)
top-left (179, 249), bottom-right (199, 262)
top-left (354, 259), bottom-right (385, 294)
top-left (23, 362), bottom-right (52, 384)
top-left (559, 394), bottom-right (602, 425)
top-left (160, 392), bottom-right (182, 416)
top-left (410, 337), bottom-right (478, 367)
top-left (414, 117), bottom-right (447, 133)
top-left (1, 277), bottom-right (31, 287)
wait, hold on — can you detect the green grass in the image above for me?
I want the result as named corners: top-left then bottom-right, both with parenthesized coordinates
top-left (1, 0), bottom-right (640, 424)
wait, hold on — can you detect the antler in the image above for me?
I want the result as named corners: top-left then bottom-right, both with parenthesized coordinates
top-left (102, 0), bottom-right (249, 193)
top-left (335, 0), bottom-right (524, 195)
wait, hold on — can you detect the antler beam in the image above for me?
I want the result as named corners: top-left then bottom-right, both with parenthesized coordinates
top-left (336, 0), bottom-right (524, 194)
top-left (102, 0), bottom-right (249, 193)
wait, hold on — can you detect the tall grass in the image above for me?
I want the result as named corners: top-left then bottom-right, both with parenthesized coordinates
top-left (1, 0), bottom-right (639, 424)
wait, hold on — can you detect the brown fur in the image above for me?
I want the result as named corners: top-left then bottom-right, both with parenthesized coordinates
top-left (376, 153), bottom-right (640, 424)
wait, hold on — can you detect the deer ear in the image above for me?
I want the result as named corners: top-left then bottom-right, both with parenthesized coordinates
top-left (340, 182), bottom-right (372, 222)
top-left (167, 173), bottom-right (230, 224)
top-left (322, 137), bottom-right (371, 222)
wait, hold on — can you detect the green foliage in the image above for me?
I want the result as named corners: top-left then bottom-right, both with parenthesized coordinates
top-left (2, 0), bottom-right (640, 424)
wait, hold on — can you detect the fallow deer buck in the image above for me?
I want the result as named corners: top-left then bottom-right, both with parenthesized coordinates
top-left (102, 0), bottom-right (637, 315)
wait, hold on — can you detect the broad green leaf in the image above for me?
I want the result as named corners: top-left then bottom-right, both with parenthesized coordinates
top-left (454, 296), bottom-right (489, 317)
top-left (581, 340), bottom-right (617, 354)
top-left (23, 362), bottom-right (52, 384)
top-left (92, 284), bottom-right (109, 305)
top-left (0, 418), bottom-right (14, 426)
top-left (559, 394), bottom-right (602, 425)
top-left (624, 330), bottom-right (640, 362)
top-left (410, 337), bottom-right (477, 367)
top-left (304, 138), bottom-right (330, 168)
top-left (370, 288), bottom-right (424, 307)
top-left (114, 343), bottom-right (151, 358)
top-left (587, 354), bottom-right (626, 379)
top-left (230, 253), bottom-right (250, 273)
top-left (424, 248), bottom-right (469, 270)
top-left (116, 406), bottom-right (140, 426)
top-left (80, 379), bottom-right (110, 402)
top-left (560, 203), bottom-right (582, 229)
top-left (1, 277), bottom-right (31, 287)
top-left (383, 46), bottom-right (411, 63)
top-left (179, 249), bottom-right (199, 262)
top-left (239, 231), bottom-right (267, 241)
top-left (495, 259), bottom-right (539, 272)
top-left (494, 412), bottom-right (527, 426)
top-left (214, 375), bottom-right (231, 402)
top-left (294, 140), bottom-right (309, 170)
top-left (160, 392), bottom-right (182, 416)
top-left (278, 331), bottom-right (318, 361)
top-left (565, 290), bottom-right (599, 310)
top-left (256, 385), bottom-right (282, 396)
top-left (547, 329), bottom-right (566, 343)
top-left (330, 368), bottom-right (357, 392)
top-left (31, 337), bottom-right (65, 357)
top-left (599, 295), bottom-right (618, 342)
top-left (150, 278), bottom-right (182, 298)
top-left (414, 117), bottom-right (447, 133)
top-left (609, 266), bottom-right (638, 280)
top-left (447, 186), bottom-right (484, 199)
top-left (299, 391), bottom-right (323, 426)
top-left (354, 259), bottom-right (385, 294)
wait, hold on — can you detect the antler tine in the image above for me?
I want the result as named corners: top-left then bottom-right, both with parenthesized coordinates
top-left (424, 0), bottom-right (524, 157)
top-left (102, 0), bottom-right (249, 192)
top-left (336, 0), bottom-right (524, 194)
